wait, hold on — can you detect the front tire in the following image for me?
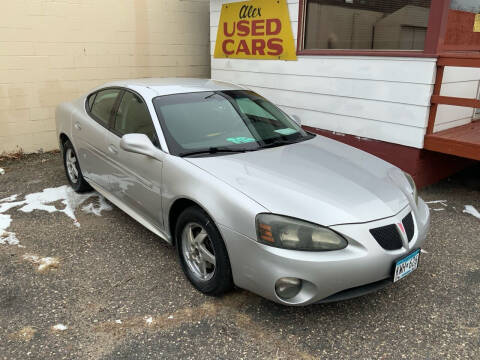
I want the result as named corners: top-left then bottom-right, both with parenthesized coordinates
top-left (62, 140), bottom-right (92, 193)
top-left (175, 206), bottom-right (233, 296)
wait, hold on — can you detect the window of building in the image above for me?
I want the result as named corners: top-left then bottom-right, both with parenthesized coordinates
top-left (303, 0), bottom-right (432, 51)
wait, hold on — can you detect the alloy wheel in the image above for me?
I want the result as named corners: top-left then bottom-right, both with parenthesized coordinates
top-left (65, 148), bottom-right (79, 184)
top-left (181, 222), bottom-right (216, 281)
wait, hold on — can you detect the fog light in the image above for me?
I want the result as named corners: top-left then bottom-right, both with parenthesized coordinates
top-left (275, 277), bottom-right (302, 300)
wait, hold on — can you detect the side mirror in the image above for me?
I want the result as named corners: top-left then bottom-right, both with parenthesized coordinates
top-left (120, 133), bottom-right (162, 160)
top-left (291, 114), bottom-right (302, 126)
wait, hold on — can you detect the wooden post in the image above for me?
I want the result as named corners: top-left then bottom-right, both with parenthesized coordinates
top-left (426, 64), bottom-right (445, 135)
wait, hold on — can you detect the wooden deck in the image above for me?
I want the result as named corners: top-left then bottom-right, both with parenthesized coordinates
top-left (424, 121), bottom-right (480, 161)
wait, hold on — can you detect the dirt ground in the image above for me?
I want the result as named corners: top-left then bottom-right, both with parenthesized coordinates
top-left (0, 152), bottom-right (479, 359)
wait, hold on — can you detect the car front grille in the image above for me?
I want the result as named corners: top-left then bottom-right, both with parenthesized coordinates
top-left (369, 224), bottom-right (403, 250)
top-left (402, 212), bottom-right (415, 242)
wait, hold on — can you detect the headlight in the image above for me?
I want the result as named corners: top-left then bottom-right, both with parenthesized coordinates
top-left (255, 214), bottom-right (347, 251)
top-left (403, 172), bottom-right (418, 205)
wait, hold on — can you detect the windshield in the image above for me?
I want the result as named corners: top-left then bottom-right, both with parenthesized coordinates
top-left (152, 90), bottom-right (314, 156)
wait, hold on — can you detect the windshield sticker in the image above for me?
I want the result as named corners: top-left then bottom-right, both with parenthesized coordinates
top-left (274, 128), bottom-right (297, 136)
top-left (226, 137), bottom-right (256, 144)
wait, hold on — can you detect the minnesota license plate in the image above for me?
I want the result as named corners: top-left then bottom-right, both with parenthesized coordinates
top-left (393, 249), bottom-right (420, 282)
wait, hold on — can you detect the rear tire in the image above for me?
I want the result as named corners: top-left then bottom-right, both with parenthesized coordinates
top-left (62, 140), bottom-right (92, 193)
top-left (175, 206), bottom-right (233, 296)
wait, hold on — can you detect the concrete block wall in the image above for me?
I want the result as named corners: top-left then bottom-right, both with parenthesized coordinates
top-left (0, 0), bottom-right (211, 154)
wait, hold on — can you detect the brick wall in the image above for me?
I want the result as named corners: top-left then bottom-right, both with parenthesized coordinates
top-left (0, 0), bottom-right (211, 154)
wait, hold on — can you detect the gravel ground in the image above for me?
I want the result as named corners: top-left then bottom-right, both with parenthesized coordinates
top-left (0, 152), bottom-right (479, 360)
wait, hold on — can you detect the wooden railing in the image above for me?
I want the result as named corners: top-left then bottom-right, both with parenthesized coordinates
top-left (426, 55), bottom-right (480, 135)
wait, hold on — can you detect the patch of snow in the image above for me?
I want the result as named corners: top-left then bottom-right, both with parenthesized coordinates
top-left (425, 200), bottom-right (447, 207)
top-left (23, 254), bottom-right (40, 262)
top-left (0, 214), bottom-right (13, 233)
top-left (168, 315), bottom-right (173, 319)
top-left (0, 194), bottom-right (18, 203)
top-left (145, 316), bottom-right (153, 325)
top-left (0, 186), bottom-right (112, 247)
top-left (463, 205), bottom-right (480, 220)
top-left (52, 324), bottom-right (68, 331)
top-left (0, 185), bottom-right (111, 226)
top-left (421, 249), bottom-right (429, 254)
top-left (433, 208), bottom-right (445, 211)
top-left (81, 196), bottom-right (112, 216)
top-left (37, 257), bottom-right (59, 272)
top-left (0, 200), bottom-right (25, 213)
top-left (115, 319), bottom-right (122, 324)
top-left (0, 214), bottom-right (19, 245)
top-left (17, 186), bottom-right (97, 226)
top-left (0, 168), bottom-right (5, 175)
top-left (22, 254), bottom-right (59, 272)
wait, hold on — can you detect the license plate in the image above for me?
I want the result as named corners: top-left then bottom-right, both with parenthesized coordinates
top-left (393, 249), bottom-right (420, 282)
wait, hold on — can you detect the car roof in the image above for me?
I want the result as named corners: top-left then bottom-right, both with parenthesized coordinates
top-left (101, 78), bottom-right (245, 97)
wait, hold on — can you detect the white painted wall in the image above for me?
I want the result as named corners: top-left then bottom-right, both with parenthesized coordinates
top-left (435, 66), bottom-right (480, 132)
top-left (210, 0), bottom-right (438, 149)
top-left (211, 0), bottom-right (479, 146)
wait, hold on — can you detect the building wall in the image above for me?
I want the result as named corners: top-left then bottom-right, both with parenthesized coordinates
top-left (210, 0), bottom-right (437, 149)
top-left (444, 10), bottom-right (480, 51)
top-left (0, 0), bottom-right (211, 154)
top-left (435, 65), bottom-right (480, 132)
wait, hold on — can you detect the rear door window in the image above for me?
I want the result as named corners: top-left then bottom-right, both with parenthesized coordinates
top-left (90, 89), bottom-right (121, 127)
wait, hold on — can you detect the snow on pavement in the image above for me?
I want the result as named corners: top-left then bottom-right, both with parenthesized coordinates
top-left (425, 200), bottom-right (448, 211)
top-left (22, 254), bottom-right (60, 272)
top-left (0, 194), bottom-right (18, 202)
top-left (463, 205), bottom-right (480, 220)
top-left (81, 195), bottom-right (112, 216)
top-left (52, 324), bottom-right (68, 331)
top-left (0, 213), bottom-right (20, 245)
top-left (0, 185), bottom-right (112, 247)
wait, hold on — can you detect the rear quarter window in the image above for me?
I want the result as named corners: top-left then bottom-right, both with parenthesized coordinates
top-left (90, 89), bottom-right (121, 127)
top-left (87, 93), bottom-right (96, 112)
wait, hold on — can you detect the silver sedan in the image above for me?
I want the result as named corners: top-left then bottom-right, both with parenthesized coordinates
top-left (56, 78), bottom-right (430, 305)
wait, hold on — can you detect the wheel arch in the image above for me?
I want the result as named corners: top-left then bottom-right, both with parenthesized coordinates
top-left (59, 133), bottom-right (70, 151)
top-left (168, 197), bottom-right (217, 247)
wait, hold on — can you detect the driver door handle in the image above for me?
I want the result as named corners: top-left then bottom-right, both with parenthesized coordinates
top-left (74, 122), bottom-right (81, 130)
top-left (108, 144), bottom-right (118, 154)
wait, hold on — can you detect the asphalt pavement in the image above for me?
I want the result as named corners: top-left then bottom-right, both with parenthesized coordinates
top-left (0, 152), bottom-right (479, 359)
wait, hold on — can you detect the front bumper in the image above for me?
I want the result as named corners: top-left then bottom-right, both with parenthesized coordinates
top-left (220, 198), bottom-right (430, 306)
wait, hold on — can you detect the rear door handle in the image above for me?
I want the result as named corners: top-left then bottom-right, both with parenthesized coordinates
top-left (108, 144), bottom-right (118, 154)
top-left (74, 122), bottom-right (82, 130)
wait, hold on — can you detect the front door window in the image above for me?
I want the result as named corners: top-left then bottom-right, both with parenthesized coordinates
top-left (114, 91), bottom-right (158, 145)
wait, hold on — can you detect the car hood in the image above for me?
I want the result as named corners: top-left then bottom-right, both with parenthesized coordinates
top-left (186, 136), bottom-right (409, 226)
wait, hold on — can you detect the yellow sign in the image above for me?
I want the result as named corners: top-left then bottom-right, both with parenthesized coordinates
top-left (214, 0), bottom-right (297, 60)
top-left (475, 14), bottom-right (480, 33)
